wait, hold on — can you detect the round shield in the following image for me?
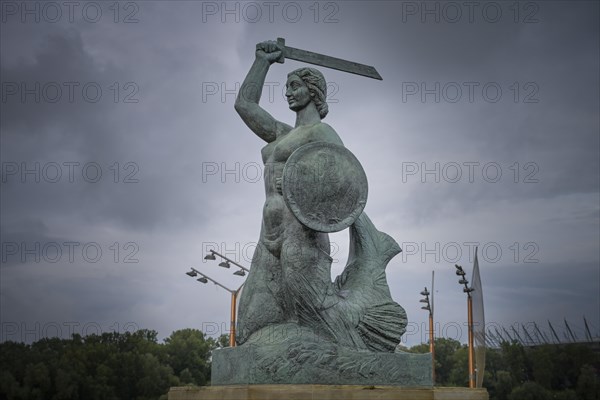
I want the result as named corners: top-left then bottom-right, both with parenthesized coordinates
top-left (282, 142), bottom-right (368, 233)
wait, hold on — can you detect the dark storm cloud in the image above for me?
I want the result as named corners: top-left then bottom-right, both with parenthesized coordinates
top-left (384, 2), bottom-right (599, 194)
top-left (0, 5), bottom-right (252, 342)
top-left (0, 24), bottom-right (214, 232)
top-left (2, 28), bottom-right (126, 155)
top-left (1, 1), bottom-right (598, 346)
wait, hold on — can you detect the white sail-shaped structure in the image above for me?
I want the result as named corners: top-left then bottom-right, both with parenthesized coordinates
top-left (471, 248), bottom-right (485, 388)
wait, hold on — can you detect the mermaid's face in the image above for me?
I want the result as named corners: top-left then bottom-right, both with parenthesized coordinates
top-left (285, 74), bottom-right (312, 112)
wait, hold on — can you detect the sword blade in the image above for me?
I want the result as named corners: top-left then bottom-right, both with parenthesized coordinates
top-left (277, 38), bottom-right (382, 80)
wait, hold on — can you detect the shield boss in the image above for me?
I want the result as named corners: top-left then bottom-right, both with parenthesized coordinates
top-left (282, 142), bottom-right (368, 233)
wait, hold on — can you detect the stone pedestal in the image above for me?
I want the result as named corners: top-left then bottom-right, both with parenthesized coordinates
top-left (168, 385), bottom-right (489, 400)
top-left (211, 345), bottom-right (432, 386)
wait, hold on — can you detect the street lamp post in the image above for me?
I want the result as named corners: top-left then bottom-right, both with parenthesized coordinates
top-left (186, 267), bottom-right (244, 347)
top-left (195, 250), bottom-right (250, 346)
top-left (455, 264), bottom-right (475, 388)
top-left (420, 286), bottom-right (435, 384)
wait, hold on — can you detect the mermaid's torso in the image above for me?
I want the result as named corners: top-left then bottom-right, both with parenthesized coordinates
top-left (259, 122), bottom-right (343, 253)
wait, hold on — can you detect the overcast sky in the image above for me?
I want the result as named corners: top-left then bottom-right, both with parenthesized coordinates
top-left (1, 1), bottom-right (598, 347)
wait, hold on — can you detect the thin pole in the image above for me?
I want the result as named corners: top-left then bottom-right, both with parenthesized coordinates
top-left (188, 267), bottom-right (245, 347)
top-left (534, 322), bottom-right (549, 344)
top-left (564, 319), bottom-right (577, 342)
top-left (430, 270), bottom-right (435, 384)
top-left (429, 312), bottom-right (435, 384)
top-left (548, 320), bottom-right (561, 344)
top-left (229, 291), bottom-right (237, 347)
top-left (467, 295), bottom-right (475, 389)
top-left (522, 324), bottom-right (536, 346)
top-left (584, 317), bottom-right (593, 342)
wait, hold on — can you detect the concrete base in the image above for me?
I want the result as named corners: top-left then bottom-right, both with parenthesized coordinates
top-left (168, 385), bottom-right (489, 400)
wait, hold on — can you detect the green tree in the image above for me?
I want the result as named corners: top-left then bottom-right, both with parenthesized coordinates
top-left (408, 338), bottom-right (467, 386)
top-left (529, 345), bottom-right (555, 389)
top-left (135, 353), bottom-right (178, 400)
top-left (508, 382), bottom-right (551, 400)
top-left (501, 341), bottom-right (530, 385)
top-left (164, 329), bottom-right (212, 386)
top-left (556, 344), bottom-right (595, 389)
top-left (216, 334), bottom-right (230, 348)
top-left (576, 364), bottom-right (599, 400)
top-left (427, 338), bottom-right (462, 385)
top-left (53, 368), bottom-right (80, 400)
top-left (178, 369), bottom-right (194, 385)
top-left (0, 370), bottom-right (23, 400)
top-left (553, 389), bottom-right (580, 400)
top-left (0, 341), bottom-right (32, 393)
top-left (404, 337), bottom-right (600, 399)
top-left (493, 370), bottom-right (515, 400)
top-left (407, 343), bottom-right (429, 354)
top-left (447, 346), bottom-right (469, 386)
top-left (23, 362), bottom-right (52, 400)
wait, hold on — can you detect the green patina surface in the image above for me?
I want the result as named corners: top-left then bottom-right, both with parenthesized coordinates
top-left (213, 40), bottom-right (431, 386)
top-left (213, 323), bottom-right (432, 386)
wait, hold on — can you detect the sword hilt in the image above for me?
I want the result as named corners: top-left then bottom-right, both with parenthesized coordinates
top-left (276, 37), bottom-right (285, 64)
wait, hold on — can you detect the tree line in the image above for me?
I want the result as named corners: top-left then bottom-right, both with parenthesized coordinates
top-left (407, 338), bottom-right (599, 400)
top-left (0, 330), bottom-right (598, 400)
top-left (0, 329), bottom-right (226, 400)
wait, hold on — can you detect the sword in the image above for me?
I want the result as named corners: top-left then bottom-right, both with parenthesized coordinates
top-left (275, 37), bottom-right (382, 81)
